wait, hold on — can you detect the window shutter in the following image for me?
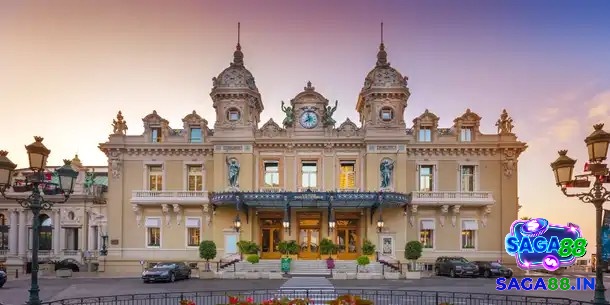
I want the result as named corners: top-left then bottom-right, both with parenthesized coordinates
top-left (421, 220), bottom-right (435, 230)
top-left (462, 220), bottom-right (478, 230)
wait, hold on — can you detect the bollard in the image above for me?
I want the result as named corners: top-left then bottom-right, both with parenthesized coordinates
top-left (15, 268), bottom-right (18, 278)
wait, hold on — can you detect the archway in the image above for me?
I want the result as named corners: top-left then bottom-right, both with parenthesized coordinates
top-left (0, 214), bottom-right (7, 250)
top-left (38, 214), bottom-right (53, 251)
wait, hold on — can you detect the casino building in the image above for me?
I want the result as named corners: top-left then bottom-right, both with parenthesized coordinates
top-left (98, 35), bottom-right (527, 274)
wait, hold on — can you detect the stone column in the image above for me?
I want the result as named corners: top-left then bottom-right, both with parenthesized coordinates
top-left (81, 211), bottom-right (88, 252)
top-left (18, 209), bottom-right (26, 256)
top-left (53, 210), bottom-right (61, 255)
top-left (8, 209), bottom-right (18, 255)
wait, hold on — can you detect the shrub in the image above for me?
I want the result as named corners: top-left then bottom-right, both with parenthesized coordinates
top-left (277, 241), bottom-right (289, 255)
top-left (361, 239), bottom-right (375, 256)
top-left (237, 241), bottom-right (260, 254)
top-left (327, 294), bottom-right (373, 305)
top-left (356, 255), bottom-right (370, 266)
top-left (286, 240), bottom-right (299, 255)
top-left (199, 240), bottom-right (217, 271)
top-left (404, 240), bottom-right (423, 261)
top-left (246, 254), bottom-right (259, 264)
top-left (179, 300), bottom-right (195, 305)
top-left (320, 238), bottom-right (335, 257)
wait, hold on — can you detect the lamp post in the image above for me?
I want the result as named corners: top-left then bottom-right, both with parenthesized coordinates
top-left (100, 230), bottom-right (108, 256)
top-left (0, 137), bottom-right (78, 305)
top-left (551, 123), bottom-right (610, 305)
top-left (233, 214), bottom-right (241, 232)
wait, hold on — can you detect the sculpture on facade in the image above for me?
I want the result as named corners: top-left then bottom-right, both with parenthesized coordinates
top-left (112, 111), bottom-right (128, 135)
top-left (280, 101), bottom-right (294, 128)
top-left (379, 158), bottom-right (395, 188)
top-left (226, 156), bottom-right (240, 188)
top-left (322, 100), bottom-right (338, 127)
top-left (495, 109), bottom-right (514, 134)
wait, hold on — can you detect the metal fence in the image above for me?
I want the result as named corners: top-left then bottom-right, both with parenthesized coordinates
top-left (40, 289), bottom-right (596, 305)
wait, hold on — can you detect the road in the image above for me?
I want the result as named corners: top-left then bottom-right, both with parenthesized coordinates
top-left (2, 275), bottom-right (610, 305)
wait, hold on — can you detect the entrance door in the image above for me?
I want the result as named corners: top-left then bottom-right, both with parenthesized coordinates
top-left (259, 216), bottom-right (282, 259)
top-left (335, 216), bottom-right (360, 260)
top-left (298, 212), bottom-right (321, 259)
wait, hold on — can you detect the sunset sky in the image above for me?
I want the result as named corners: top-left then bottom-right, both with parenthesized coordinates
top-left (1, 0), bottom-right (609, 254)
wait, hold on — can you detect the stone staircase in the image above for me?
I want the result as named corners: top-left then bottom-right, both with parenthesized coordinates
top-left (233, 259), bottom-right (281, 272)
top-left (227, 259), bottom-right (395, 277)
top-left (290, 260), bottom-right (331, 277)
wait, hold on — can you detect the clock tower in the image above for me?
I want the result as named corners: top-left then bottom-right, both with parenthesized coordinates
top-left (283, 81), bottom-right (336, 135)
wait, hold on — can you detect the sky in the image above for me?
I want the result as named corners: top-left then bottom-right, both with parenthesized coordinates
top-left (1, 0), bottom-right (610, 255)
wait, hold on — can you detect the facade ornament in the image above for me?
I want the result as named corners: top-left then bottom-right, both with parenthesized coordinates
top-left (112, 111), bottom-right (128, 135)
top-left (495, 109), bottom-right (514, 135)
top-left (161, 204), bottom-right (171, 226)
top-left (173, 204), bottom-right (182, 225)
top-left (502, 149), bottom-right (517, 177)
top-left (110, 159), bottom-right (122, 179)
top-left (280, 101), bottom-right (295, 128)
top-left (439, 205), bottom-right (449, 227)
top-left (205, 214), bottom-right (212, 227)
top-left (322, 100), bottom-right (338, 127)
top-left (324, 142), bottom-right (334, 153)
top-left (481, 205), bottom-right (493, 227)
top-left (285, 143), bottom-right (295, 153)
top-left (202, 203), bottom-right (209, 214)
top-left (409, 204), bottom-right (418, 227)
top-left (226, 156), bottom-right (240, 189)
top-left (132, 204), bottom-right (142, 226)
top-left (161, 119), bottom-right (171, 138)
top-left (451, 205), bottom-right (461, 227)
top-left (379, 158), bottom-right (395, 189)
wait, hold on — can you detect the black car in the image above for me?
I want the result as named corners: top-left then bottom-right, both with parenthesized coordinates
top-left (0, 270), bottom-right (6, 288)
top-left (434, 256), bottom-right (478, 277)
top-left (142, 262), bottom-right (191, 283)
top-left (472, 261), bottom-right (513, 278)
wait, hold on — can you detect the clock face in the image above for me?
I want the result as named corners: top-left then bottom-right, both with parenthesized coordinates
top-left (299, 110), bottom-right (319, 129)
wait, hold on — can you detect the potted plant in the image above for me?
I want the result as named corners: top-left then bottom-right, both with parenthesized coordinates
top-left (356, 255), bottom-right (371, 279)
top-left (198, 240), bottom-right (216, 279)
top-left (362, 239), bottom-right (376, 262)
top-left (404, 240), bottom-right (423, 279)
top-left (237, 241), bottom-right (260, 257)
top-left (246, 254), bottom-right (260, 279)
top-left (286, 240), bottom-right (299, 260)
top-left (320, 238), bottom-right (335, 259)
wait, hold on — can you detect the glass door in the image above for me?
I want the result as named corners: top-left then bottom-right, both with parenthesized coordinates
top-left (335, 219), bottom-right (359, 260)
top-left (260, 218), bottom-right (282, 259)
top-left (298, 213), bottom-right (321, 259)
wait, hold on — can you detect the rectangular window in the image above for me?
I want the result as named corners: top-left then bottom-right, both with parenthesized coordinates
top-left (145, 217), bottom-right (161, 247)
top-left (419, 220), bottom-right (435, 249)
top-left (418, 165), bottom-right (434, 191)
top-left (189, 128), bottom-right (202, 143)
top-left (339, 162), bottom-right (356, 189)
top-left (460, 127), bottom-right (472, 142)
top-left (418, 127), bottom-right (432, 142)
top-left (301, 162), bottom-right (317, 188)
top-left (148, 165), bottom-right (163, 191)
top-left (263, 161), bottom-right (280, 187)
top-left (461, 220), bottom-right (478, 249)
top-left (228, 110), bottom-right (240, 121)
top-left (460, 165), bottom-right (475, 192)
top-left (151, 127), bottom-right (162, 143)
top-left (186, 218), bottom-right (201, 247)
top-left (187, 165), bottom-right (203, 191)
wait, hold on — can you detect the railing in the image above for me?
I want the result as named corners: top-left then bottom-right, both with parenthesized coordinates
top-left (62, 250), bottom-right (81, 256)
top-left (130, 190), bottom-right (209, 204)
top-left (39, 289), bottom-right (596, 305)
top-left (0, 249), bottom-right (8, 257)
top-left (411, 191), bottom-right (494, 205)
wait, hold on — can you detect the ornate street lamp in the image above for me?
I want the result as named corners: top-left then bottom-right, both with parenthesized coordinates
top-left (233, 214), bottom-right (241, 232)
top-left (551, 123), bottom-right (610, 305)
top-left (0, 137), bottom-right (77, 305)
top-left (282, 213), bottom-right (290, 234)
top-left (376, 215), bottom-right (384, 233)
top-left (100, 228), bottom-right (109, 256)
top-left (328, 212), bottom-right (336, 234)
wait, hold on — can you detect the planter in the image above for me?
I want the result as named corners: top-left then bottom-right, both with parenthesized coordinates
top-left (367, 255), bottom-right (376, 262)
top-left (221, 272), bottom-right (236, 279)
top-left (405, 271), bottom-right (421, 279)
top-left (245, 272), bottom-right (260, 279)
top-left (235, 272), bottom-right (247, 279)
top-left (268, 272), bottom-right (283, 279)
top-left (56, 269), bottom-right (72, 278)
top-left (384, 272), bottom-right (401, 280)
top-left (356, 272), bottom-right (372, 280)
top-left (40, 263), bottom-right (55, 276)
top-left (346, 272), bottom-right (357, 279)
top-left (198, 270), bottom-right (215, 279)
top-left (288, 254), bottom-right (298, 260)
top-left (332, 272), bottom-right (347, 280)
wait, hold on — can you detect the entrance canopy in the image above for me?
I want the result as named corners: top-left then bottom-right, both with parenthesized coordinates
top-left (210, 189), bottom-right (411, 224)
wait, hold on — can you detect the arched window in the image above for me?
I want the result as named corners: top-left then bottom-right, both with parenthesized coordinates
top-left (38, 214), bottom-right (53, 251)
top-left (0, 214), bottom-right (7, 250)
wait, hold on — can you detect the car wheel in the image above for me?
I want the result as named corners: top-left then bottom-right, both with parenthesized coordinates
top-left (143, 280), bottom-right (149, 284)
top-left (169, 273), bottom-right (175, 282)
top-left (484, 270), bottom-right (491, 278)
top-left (505, 271), bottom-right (513, 278)
top-left (450, 269), bottom-right (456, 278)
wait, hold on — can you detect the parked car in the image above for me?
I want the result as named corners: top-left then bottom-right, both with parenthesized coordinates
top-left (434, 256), bottom-right (478, 277)
top-left (472, 261), bottom-right (513, 278)
top-left (142, 262), bottom-right (191, 283)
top-left (0, 270), bottom-right (6, 288)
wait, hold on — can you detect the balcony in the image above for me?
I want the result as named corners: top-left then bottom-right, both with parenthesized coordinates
top-left (411, 191), bottom-right (495, 206)
top-left (130, 190), bottom-right (209, 205)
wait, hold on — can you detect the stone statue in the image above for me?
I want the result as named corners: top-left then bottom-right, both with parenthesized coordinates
top-left (112, 111), bottom-right (128, 135)
top-left (380, 158), bottom-right (395, 188)
top-left (496, 109), bottom-right (514, 134)
top-left (281, 101), bottom-right (294, 128)
top-left (323, 100), bottom-right (338, 127)
top-left (84, 172), bottom-right (95, 190)
top-left (226, 156), bottom-right (240, 188)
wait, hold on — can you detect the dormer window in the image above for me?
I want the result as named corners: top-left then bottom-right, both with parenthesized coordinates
top-left (227, 108), bottom-right (241, 122)
top-left (380, 107), bottom-right (394, 121)
top-left (151, 127), bottom-right (162, 143)
top-left (460, 127), bottom-right (473, 142)
top-left (418, 127), bottom-right (432, 142)
top-left (189, 127), bottom-right (202, 143)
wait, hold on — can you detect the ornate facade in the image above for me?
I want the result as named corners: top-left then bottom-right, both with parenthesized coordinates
top-left (0, 155), bottom-right (108, 273)
top-left (99, 38), bottom-right (527, 274)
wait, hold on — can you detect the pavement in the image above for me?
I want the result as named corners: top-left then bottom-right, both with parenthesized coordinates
top-left (2, 273), bottom-right (610, 305)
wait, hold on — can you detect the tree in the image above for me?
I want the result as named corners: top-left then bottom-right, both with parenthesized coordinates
top-left (520, 216), bottom-right (531, 220)
top-left (404, 241), bottom-right (423, 271)
top-left (199, 240), bottom-right (217, 271)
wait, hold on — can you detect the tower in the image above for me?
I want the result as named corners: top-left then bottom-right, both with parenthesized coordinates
top-left (356, 23), bottom-right (410, 138)
top-left (211, 23), bottom-right (263, 139)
